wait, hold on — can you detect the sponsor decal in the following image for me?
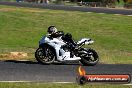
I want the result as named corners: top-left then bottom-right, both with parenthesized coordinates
top-left (76, 66), bottom-right (131, 85)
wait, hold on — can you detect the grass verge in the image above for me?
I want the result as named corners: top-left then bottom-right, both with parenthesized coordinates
top-left (0, 5), bottom-right (132, 63)
top-left (0, 83), bottom-right (131, 88)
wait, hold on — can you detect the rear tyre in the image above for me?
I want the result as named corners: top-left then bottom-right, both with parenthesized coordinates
top-left (35, 45), bottom-right (55, 65)
top-left (80, 49), bottom-right (99, 66)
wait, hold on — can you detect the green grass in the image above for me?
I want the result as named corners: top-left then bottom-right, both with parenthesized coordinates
top-left (0, 83), bottom-right (131, 88)
top-left (0, 5), bottom-right (132, 63)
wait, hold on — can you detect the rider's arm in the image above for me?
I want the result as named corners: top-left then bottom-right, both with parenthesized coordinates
top-left (50, 31), bottom-right (64, 38)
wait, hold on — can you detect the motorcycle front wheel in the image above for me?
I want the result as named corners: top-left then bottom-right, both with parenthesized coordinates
top-left (80, 49), bottom-right (99, 66)
top-left (35, 46), bottom-right (55, 65)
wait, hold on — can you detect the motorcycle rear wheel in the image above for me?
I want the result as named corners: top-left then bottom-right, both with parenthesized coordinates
top-left (35, 46), bottom-right (55, 64)
top-left (80, 49), bottom-right (99, 66)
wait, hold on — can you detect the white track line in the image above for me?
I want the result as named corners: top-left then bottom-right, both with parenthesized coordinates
top-left (114, 14), bottom-right (122, 15)
top-left (52, 82), bottom-right (74, 83)
top-left (127, 15), bottom-right (132, 16)
top-left (0, 81), bottom-right (32, 83)
top-left (98, 13), bottom-right (105, 14)
top-left (123, 84), bottom-right (132, 85)
top-left (85, 12), bottom-right (131, 17)
top-left (86, 12), bottom-right (92, 13)
top-left (0, 81), bottom-right (74, 83)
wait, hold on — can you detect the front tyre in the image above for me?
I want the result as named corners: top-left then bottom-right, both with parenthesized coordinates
top-left (35, 46), bottom-right (55, 65)
top-left (80, 49), bottom-right (99, 66)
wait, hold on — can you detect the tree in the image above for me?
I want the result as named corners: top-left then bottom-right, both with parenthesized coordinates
top-left (123, 0), bottom-right (127, 3)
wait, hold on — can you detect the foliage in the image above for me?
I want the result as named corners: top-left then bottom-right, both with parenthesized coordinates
top-left (81, 0), bottom-right (117, 3)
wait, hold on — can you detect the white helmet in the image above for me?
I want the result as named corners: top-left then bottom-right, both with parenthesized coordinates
top-left (47, 26), bottom-right (57, 34)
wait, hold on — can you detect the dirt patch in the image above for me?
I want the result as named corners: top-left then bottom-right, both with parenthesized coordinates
top-left (127, 52), bottom-right (132, 56)
top-left (0, 8), bottom-right (16, 12)
top-left (24, 9), bottom-right (46, 13)
top-left (0, 7), bottom-right (46, 13)
top-left (0, 52), bottom-right (28, 60)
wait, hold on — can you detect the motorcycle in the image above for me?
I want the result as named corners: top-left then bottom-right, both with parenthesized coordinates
top-left (35, 32), bottom-right (99, 66)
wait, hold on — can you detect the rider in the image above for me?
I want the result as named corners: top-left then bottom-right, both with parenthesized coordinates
top-left (47, 26), bottom-right (79, 61)
top-left (47, 26), bottom-right (76, 48)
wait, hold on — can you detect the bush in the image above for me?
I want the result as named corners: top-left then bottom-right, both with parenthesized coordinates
top-left (81, 0), bottom-right (117, 7)
top-left (124, 3), bottom-right (132, 8)
top-left (81, 0), bottom-right (117, 3)
top-left (126, 0), bottom-right (132, 3)
top-left (53, 0), bottom-right (64, 4)
top-left (123, 0), bottom-right (132, 8)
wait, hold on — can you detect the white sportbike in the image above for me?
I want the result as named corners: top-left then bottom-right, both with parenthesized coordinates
top-left (35, 32), bottom-right (99, 66)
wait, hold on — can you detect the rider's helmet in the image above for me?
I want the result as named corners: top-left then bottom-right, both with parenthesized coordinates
top-left (47, 26), bottom-right (57, 34)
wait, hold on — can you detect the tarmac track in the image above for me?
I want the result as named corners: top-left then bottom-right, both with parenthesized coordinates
top-left (0, 1), bottom-right (132, 15)
top-left (0, 60), bottom-right (132, 83)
